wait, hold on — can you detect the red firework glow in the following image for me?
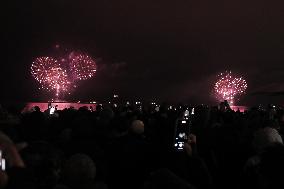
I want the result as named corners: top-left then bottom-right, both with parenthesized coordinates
top-left (214, 71), bottom-right (247, 105)
top-left (69, 52), bottom-right (97, 81)
top-left (31, 57), bottom-right (70, 96)
top-left (31, 50), bottom-right (97, 98)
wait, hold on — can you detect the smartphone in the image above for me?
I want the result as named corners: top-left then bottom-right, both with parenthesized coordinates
top-left (49, 107), bottom-right (55, 115)
top-left (174, 119), bottom-right (190, 151)
top-left (0, 151), bottom-right (5, 171)
top-left (155, 106), bottom-right (160, 112)
top-left (184, 109), bottom-right (190, 117)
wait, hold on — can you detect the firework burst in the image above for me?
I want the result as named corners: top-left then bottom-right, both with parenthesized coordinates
top-left (31, 57), bottom-right (71, 96)
top-left (31, 48), bottom-right (97, 99)
top-left (214, 71), bottom-right (247, 105)
top-left (69, 51), bottom-right (97, 81)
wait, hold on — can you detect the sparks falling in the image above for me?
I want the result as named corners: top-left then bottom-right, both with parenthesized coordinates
top-left (214, 71), bottom-right (247, 105)
top-left (69, 51), bottom-right (97, 81)
top-left (31, 57), bottom-right (71, 96)
top-left (31, 48), bottom-right (97, 99)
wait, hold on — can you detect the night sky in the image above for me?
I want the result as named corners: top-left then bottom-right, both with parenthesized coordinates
top-left (2, 0), bottom-right (284, 105)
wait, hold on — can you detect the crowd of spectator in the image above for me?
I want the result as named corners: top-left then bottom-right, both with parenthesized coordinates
top-left (0, 101), bottom-right (284, 189)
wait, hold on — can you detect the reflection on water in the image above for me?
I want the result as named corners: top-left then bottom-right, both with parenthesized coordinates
top-left (230, 106), bottom-right (248, 112)
top-left (22, 102), bottom-right (249, 113)
top-left (22, 102), bottom-right (96, 113)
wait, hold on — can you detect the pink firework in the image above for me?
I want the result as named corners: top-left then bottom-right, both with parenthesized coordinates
top-left (31, 57), bottom-right (71, 96)
top-left (69, 51), bottom-right (97, 81)
top-left (214, 71), bottom-right (247, 105)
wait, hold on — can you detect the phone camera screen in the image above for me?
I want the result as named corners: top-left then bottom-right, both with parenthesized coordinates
top-left (174, 119), bottom-right (190, 151)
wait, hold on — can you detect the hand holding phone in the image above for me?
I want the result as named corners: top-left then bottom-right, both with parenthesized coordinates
top-left (49, 107), bottom-right (55, 115)
top-left (0, 143), bottom-right (25, 169)
top-left (174, 119), bottom-right (191, 151)
top-left (184, 134), bottom-right (197, 156)
top-left (184, 109), bottom-right (190, 117)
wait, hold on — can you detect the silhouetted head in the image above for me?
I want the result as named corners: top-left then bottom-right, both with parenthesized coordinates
top-left (130, 120), bottom-right (144, 135)
top-left (259, 143), bottom-right (284, 188)
top-left (34, 106), bottom-right (40, 112)
top-left (96, 104), bottom-right (102, 112)
top-left (62, 154), bottom-right (96, 188)
top-left (252, 127), bottom-right (283, 153)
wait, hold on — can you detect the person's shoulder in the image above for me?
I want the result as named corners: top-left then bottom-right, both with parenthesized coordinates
top-left (94, 181), bottom-right (108, 189)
